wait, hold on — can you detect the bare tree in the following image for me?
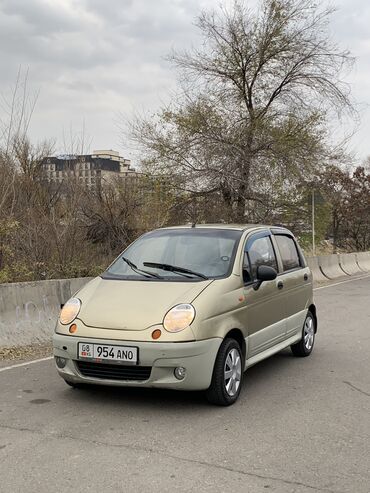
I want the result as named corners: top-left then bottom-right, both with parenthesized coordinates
top-left (319, 165), bottom-right (370, 252)
top-left (131, 0), bottom-right (354, 222)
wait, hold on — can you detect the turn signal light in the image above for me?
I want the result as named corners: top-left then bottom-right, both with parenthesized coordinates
top-left (151, 329), bottom-right (162, 340)
top-left (69, 324), bottom-right (77, 334)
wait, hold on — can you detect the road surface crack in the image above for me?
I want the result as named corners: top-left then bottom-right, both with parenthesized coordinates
top-left (343, 381), bottom-right (370, 397)
top-left (0, 422), bottom-right (343, 493)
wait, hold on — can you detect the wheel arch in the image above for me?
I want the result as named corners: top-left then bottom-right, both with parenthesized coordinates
top-left (308, 304), bottom-right (318, 333)
top-left (224, 328), bottom-right (246, 360)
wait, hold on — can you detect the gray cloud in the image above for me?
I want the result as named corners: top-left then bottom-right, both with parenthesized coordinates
top-left (0, 0), bottom-right (369, 162)
top-left (1, 0), bottom-right (81, 34)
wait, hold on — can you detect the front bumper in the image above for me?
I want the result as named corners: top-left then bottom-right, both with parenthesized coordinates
top-left (53, 333), bottom-right (222, 391)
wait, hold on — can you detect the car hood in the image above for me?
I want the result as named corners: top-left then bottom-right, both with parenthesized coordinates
top-left (76, 276), bottom-right (212, 331)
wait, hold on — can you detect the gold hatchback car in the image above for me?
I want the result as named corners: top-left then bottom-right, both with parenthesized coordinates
top-left (53, 224), bottom-right (317, 405)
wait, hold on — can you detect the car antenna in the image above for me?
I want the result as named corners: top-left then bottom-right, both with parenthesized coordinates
top-left (191, 222), bottom-right (196, 228)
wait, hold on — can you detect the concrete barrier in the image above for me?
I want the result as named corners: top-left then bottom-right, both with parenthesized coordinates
top-left (356, 252), bottom-right (370, 272)
top-left (306, 257), bottom-right (328, 282)
top-left (339, 253), bottom-right (363, 276)
top-left (317, 254), bottom-right (347, 279)
top-left (0, 277), bottom-right (92, 347)
top-left (1, 251), bottom-right (370, 348)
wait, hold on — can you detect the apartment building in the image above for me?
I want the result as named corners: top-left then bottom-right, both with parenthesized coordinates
top-left (42, 150), bottom-right (138, 189)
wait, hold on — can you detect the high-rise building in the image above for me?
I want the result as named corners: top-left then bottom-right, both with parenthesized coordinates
top-left (42, 150), bottom-right (138, 189)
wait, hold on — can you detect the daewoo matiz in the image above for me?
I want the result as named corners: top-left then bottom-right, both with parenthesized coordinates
top-left (53, 224), bottom-right (317, 405)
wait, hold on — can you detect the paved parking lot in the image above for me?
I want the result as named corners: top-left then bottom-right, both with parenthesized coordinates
top-left (0, 276), bottom-right (369, 493)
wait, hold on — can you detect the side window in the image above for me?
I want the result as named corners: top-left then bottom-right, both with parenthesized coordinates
top-left (274, 235), bottom-right (301, 271)
top-left (243, 236), bottom-right (278, 283)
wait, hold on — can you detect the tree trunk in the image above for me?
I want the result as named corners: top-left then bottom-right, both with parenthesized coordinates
top-left (234, 145), bottom-right (253, 222)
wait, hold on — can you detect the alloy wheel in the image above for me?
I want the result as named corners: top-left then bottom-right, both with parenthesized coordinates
top-left (304, 316), bottom-right (315, 351)
top-left (224, 348), bottom-right (242, 397)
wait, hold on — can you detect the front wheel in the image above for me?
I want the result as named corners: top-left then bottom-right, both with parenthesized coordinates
top-left (291, 311), bottom-right (316, 357)
top-left (206, 338), bottom-right (244, 406)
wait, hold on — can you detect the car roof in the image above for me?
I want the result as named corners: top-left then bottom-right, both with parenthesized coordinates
top-left (157, 224), bottom-right (292, 234)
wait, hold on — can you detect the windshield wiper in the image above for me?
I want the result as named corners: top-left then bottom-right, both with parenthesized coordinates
top-left (122, 256), bottom-right (162, 279)
top-left (143, 262), bottom-right (208, 280)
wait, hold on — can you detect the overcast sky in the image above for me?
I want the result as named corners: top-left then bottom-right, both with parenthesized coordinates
top-left (0, 0), bottom-right (369, 165)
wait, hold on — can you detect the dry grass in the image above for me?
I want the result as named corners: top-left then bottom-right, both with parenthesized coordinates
top-left (0, 342), bottom-right (52, 361)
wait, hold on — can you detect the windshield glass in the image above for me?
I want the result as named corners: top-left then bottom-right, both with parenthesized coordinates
top-left (103, 228), bottom-right (242, 281)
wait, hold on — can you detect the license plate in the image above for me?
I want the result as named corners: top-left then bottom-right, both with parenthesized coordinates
top-left (78, 343), bottom-right (138, 364)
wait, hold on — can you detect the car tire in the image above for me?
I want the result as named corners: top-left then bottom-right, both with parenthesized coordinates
top-left (291, 311), bottom-right (316, 357)
top-left (206, 338), bottom-right (244, 406)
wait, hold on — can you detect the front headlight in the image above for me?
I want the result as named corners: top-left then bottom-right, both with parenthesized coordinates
top-left (163, 304), bottom-right (195, 333)
top-left (60, 298), bottom-right (81, 325)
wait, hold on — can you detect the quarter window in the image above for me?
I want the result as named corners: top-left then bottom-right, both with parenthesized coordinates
top-left (243, 236), bottom-right (278, 282)
top-left (274, 235), bottom-right (301, 271)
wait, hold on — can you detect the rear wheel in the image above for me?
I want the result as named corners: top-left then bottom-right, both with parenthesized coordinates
top-left (206, 338), bottom-right (243, 406)
top-left (291, 311), bottom-right (316, 357)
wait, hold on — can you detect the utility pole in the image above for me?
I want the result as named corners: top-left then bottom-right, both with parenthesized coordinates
top-left (312, 189), bottom-right (315, 256)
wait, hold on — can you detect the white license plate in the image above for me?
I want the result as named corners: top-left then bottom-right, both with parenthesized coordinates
top-left (78, 343), bottom-right (138, 364)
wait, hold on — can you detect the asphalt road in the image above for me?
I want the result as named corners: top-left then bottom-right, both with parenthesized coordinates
top-left (0, 276), bottom-right (370, 493)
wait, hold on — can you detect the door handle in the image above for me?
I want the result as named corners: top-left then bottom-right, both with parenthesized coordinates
top-left (304, 274), bottom-right (308, 281)
top-left (277, 281), bottom-right (284, 290)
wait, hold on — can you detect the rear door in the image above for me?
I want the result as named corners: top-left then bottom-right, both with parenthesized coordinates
top-left (241, 231), bottom-right (287, 358)
top-left (271, 232), bottom-right (311, 338)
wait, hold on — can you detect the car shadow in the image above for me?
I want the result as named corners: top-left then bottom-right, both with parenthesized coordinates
top-left (61, 348), bottom-right (297, 410)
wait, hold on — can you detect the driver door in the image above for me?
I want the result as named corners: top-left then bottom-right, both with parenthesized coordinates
top-left (240, 231), bottom-right (287, 358)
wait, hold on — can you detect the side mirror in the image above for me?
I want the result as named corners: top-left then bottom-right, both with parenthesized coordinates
top-left (253, 265), bottom-right (277, 291)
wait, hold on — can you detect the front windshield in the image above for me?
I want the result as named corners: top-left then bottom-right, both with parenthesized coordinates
top-left (104, 228), bottom-right (243, 281)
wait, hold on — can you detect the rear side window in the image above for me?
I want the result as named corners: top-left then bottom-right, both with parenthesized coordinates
top-left (243, 236), bottom-right (278, 282)
top-left (274, 235), bottom-right (301, 271)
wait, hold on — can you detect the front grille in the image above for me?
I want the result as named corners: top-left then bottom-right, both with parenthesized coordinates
top-left (75, 361), bottom-right (152, 381)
